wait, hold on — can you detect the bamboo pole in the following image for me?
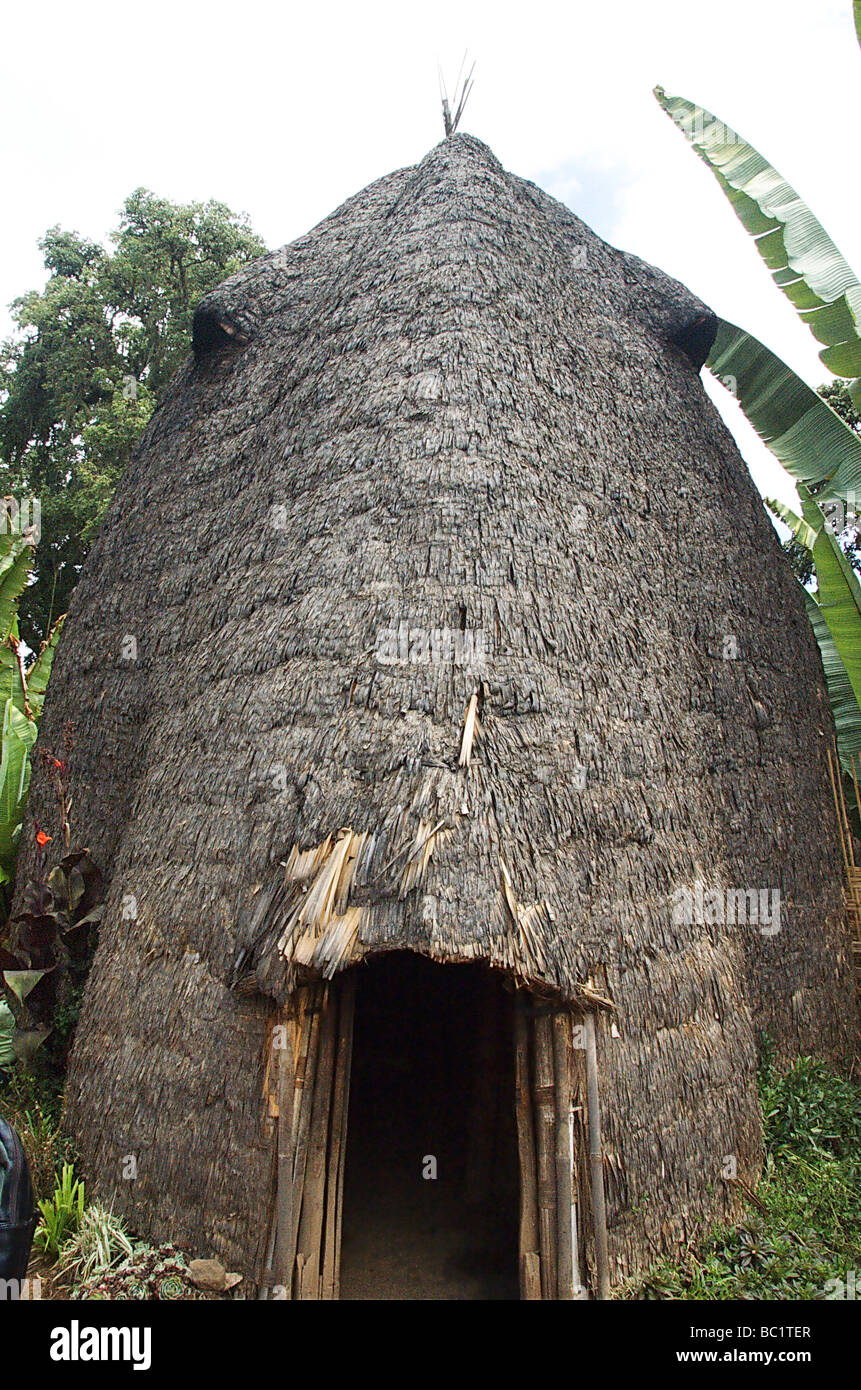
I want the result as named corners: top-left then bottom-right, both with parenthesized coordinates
top-left (552, 1011), bottom-right (575, 1299)
top-left (332, 974), bottom-right (356, 1302)
top-left (259, 1007), bottom-right (294, 1298)
top-left (521, 1252), bottom-right (541, 1299)
top-left (533, 1011), bottom-right (558, 1298)
top-left (827, 746), bottom-right (852, 871)
top-left (270, 1007), bottom-right (296, 1295)
top-left (584, 1011), bottom-right (610, 1299)
top-left (295, 983), bottom-right (338, 1298)
top-left (258, 1200), bottom-right (278, 1300)
top-left (258, 1079), bottom-right (280, 1300)
top-left (570, 1148), bottom-right (583, 1299)
top-left (288, 985), bottom-right (323, 1294)
top-left (569, 1022), bottom-right (591, 1298)
top-left (829, 746), bottom-right (861, 1001)
top-left (321, 974), bottom-right (356, 1299)
top-left (850, 752), bottom-right (861, 844)
top-left (514, 1000), bottom-right (541, 1299)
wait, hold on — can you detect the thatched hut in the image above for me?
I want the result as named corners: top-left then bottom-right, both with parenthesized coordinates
top-left (17, 134), bottom-right (856, 1299)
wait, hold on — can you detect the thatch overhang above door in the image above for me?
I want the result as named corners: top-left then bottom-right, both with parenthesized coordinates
top-left (230, 815), bottom-right (617, 1013)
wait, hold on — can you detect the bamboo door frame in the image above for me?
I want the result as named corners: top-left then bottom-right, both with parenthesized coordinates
top-left (259, 976), bottom-right (355, 1300)
top-left (514, 997), bottom-right (610, 1300)
top-left (258, 972), bottom-right (609, 1301)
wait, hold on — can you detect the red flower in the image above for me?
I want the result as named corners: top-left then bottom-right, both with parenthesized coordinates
top-left (35, 829), bottom-right (52, 847)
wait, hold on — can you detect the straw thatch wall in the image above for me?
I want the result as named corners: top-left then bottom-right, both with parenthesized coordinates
top-left (15, 134), bottom-right (856, 1288)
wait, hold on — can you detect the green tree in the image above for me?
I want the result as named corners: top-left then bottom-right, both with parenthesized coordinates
top-left (0, 193), bottom-right (267, 645)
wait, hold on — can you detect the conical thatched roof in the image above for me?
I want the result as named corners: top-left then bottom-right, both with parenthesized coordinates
top-left (17, 134), bottom-right (856, 1288)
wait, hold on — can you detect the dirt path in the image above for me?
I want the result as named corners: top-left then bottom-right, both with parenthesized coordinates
top-left (339, 1165), bottom-right (517, 1300)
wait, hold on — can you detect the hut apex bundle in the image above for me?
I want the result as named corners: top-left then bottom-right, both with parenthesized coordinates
top-left (17, 135), bottom-right (857, 1300)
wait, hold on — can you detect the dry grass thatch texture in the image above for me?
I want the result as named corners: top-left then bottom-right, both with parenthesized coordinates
top-left (13, 134), bottom-right (857, 1285)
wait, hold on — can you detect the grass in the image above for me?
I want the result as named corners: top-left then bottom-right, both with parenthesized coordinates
top-left (622, 1048), bottom-right (861, 1300)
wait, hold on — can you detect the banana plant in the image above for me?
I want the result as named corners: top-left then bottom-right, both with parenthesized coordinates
top-left (0, 515), bottom-right (64, 898)
top-left (768, 485), bottom-right (861, 762)
top-left (654, 86), bottom-right (861, 405)
top-left (655, 11), bottom-right (861, 772)
top-left (707, 322), bottom-right (861, 505)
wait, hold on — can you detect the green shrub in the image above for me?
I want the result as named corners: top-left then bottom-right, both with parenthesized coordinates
top-left (34, 1162), bottom-right (85, 1260)
top-left (622, 1056), bottom-right (861, 1300)
top-left (760, 1053), bottom-right (861, 1160)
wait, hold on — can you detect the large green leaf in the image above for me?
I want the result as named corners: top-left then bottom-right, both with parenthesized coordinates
top-left (2, 969), bottom-right (47, 1003)
top-left (0, 531), bottom-right (35, 642)
top-left (768, 488), bottom-right (861, 721)
top-left (802, 590), bottom-right (861, 768)
top-left (0, 528), bottom-right (35, 722)
top-left (0, 997), bottom-right (15, 1069)
top-left (24, 616), bottom-right (65, 722)
top-left (655, 87), bottom-right (861, 392)
top-left (855, 1), bottom-right (861, 51)
top-left (708, 321), bottom-right (861, 503)
top-left (0, 638), bottom-right (25, 716)
top-left (0, 696), bottom-right (37, 879)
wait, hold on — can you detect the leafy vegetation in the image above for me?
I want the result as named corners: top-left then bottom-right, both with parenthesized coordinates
top-left (0, 1062), bottom-right (72, 1201)
top-left (33, 1160), bottom-right (85, 1258)
top-left (655, 13), bottom-right (861, 783)
top-left (622, 1054), bottom-right (861, 1300)
top-left (769, 482), bottom-right (861, 765)
top-left (2, 845), bottom-right (104, 1070)
top-left (0, 193), bottom-right (267, 646)
top-left (760, 1052), bottom-right (861, 1159)
top-left (53, 1201), bottom-right (134, 1290)
top-left (654, 84), bottom-right (861, 402)
top-left (0, 513), bottom-right (63, 911)
top-left (0, 516), bottom-right (96, 1072)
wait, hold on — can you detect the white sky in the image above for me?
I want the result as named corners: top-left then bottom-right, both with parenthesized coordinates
top-left (3, 0), bottom-right (859, 507)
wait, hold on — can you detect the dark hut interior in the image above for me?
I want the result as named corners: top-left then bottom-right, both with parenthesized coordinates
top-left (339, 953), bottom-right (519, 1299)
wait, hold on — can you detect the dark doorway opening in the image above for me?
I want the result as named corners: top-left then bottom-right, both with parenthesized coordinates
top-left (339, 952), bottom-right (520, 1300)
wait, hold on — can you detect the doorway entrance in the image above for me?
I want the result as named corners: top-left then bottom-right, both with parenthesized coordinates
top-left (338, 952), bottom-right (520, 1299)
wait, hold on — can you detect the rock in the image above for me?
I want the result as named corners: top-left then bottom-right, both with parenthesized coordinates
top-left (188, 1258), bottom-right (242, 1292)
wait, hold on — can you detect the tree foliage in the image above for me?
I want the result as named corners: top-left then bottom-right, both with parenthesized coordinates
top-left (0, 193), bottom-right (267, 645)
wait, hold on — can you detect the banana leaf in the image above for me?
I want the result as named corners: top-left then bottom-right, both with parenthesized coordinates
top-left (0, 533), bottom-right (35, 648)
top-left (2, 970), bottom-right (46, 1004)
top-left (803, 590), bottom-right (861, 768)
top-left (768, 487), bottom-right (861, 723)
top-left (0, 697), bottom-right (37, 881)
top-left (708, 320), bottom-right (861, 503)
top-left (24, 616), bottom-right (65, 722)
top-left (655, 86), bottom-right (861, 395)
